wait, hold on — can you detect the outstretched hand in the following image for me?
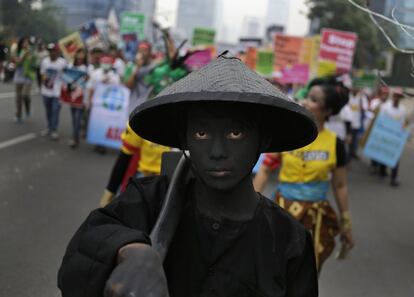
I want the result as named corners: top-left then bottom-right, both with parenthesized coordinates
top-left (104, 243), bottom-right (169, 297)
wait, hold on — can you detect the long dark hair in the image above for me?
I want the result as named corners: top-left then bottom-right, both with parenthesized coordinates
top-left (73, 48), bottom-right (88, 66)
top-left (308, 76), bottom-right (350, 118)
top-left (17, 36), bottom-right (29, 55)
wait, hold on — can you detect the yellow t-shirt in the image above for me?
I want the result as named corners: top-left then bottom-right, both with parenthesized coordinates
top-left (121, 124), bottom-right (170, 174)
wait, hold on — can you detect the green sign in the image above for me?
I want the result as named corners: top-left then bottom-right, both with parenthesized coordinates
top-left (256, 50), bottom-right (274, 77)
top-left (352, 73), bottom-right (378, 89)
top-left (120, 12), bottom-right (145, 39)
top-left (192, 28), bottom-right (216, 46)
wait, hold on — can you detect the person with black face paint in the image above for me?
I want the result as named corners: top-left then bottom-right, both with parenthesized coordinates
top-left (254, 76), bottom-right (354, 272)
top-left (58, 54), bottom-right (319, 297)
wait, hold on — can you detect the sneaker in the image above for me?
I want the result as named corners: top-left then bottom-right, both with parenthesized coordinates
top-left (40, 129), bottom-right (50, 137)
top-left (50, 132), bottom-right (59, 140)
top-left (14, 117), bottom-right (22, 124)
top-left (25, 112), bottom-right (31, 119)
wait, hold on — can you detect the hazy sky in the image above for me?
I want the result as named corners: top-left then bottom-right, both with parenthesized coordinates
top-left (155, 0), bottom-right (310, 43)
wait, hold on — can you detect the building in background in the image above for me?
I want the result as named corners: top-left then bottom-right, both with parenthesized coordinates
top-left (175, 0), bottom-right (218, 42)
top-left (265, 0), bottom-right (289, 33)
top-left (54, 0), bottom-right (156, 39)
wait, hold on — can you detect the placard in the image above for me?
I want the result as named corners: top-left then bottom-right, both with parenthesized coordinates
top-left (87, 83), bottom-right (130, 149)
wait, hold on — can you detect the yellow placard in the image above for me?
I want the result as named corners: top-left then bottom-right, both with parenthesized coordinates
top-left (58, 32), bottom-right (84, 63)
top-left (317, 59), bottom-right (337, 77)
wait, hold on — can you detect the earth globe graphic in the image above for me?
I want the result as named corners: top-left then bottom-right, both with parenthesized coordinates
top-left (102, 86), bottom-right (124, 111)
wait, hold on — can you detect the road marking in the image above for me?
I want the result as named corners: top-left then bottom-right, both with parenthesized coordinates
top-left (0, 92), bottom-right (15, 99)
top-left (0, 133), bottom-right (37, 150)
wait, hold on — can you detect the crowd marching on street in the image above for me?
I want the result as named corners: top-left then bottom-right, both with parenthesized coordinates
top-left (1, 21), bottom-right (413, 295)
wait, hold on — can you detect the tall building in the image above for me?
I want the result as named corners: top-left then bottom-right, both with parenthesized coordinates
top-left (54, 0), bottom-right (156, 39)
top-left (265, 0), bottom-right (289, 30)
top-left (175, 0), bottom-right (218, 41)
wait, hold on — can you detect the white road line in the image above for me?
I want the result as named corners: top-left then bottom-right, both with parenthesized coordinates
top-left (0, 133), bottom-right (37, 150)
top-left (0, 92), bottom-right (15, 99)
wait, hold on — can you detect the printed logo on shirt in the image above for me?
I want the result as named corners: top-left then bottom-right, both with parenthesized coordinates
top-left (289, 150), bottom-right (329, 161)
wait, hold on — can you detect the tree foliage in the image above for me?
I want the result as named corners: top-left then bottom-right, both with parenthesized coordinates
top-left (306, 0), bottom-right (394, 69)
top-left (0, 0), bottom-right (67, 42)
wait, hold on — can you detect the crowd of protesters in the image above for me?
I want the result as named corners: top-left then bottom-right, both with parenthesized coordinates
top-left (1, 34), bottom-right (412, 283)
top-left (1, 36), bottom-right (162, 149)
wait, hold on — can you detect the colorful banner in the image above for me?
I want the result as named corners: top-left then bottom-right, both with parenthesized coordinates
top-left (352, 71), bottom-right (379, 89)
top-left (122, 33), bottom-right (139, 62)
top-left (58, 32), bottom-right (84, 62)
top-left (318, 28), bottom-right (358, 75)
top-left (256, 50), bottom-right (274, 77)
top-left (79, 21), bottom-right (105, 50)
top-left (244, 47), bottom-right (257, 70)
top-left (87, 83), bottom-right (130, 149)
top-left (274, 34), bottom-right (303, 71)
top-left (192, 28), bottom-right (216, 46)
top-left (363, 113), bottom-right (410, 168)
top-left (120, 12), bottom-right (145, 40)
top-left (184, 48), bottom-right (214, 71)
top-left (60, 68), bottom-right (88, 107)
top-left (279, 64), bottom-right (310, 84)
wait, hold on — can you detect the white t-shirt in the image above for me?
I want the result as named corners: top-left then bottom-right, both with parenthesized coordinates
top-left (325, 105), bottom-right (352, 140)
top-left (41, 57), bottom-right (67, 97)
top-left (381, 100), bottom-right (406, 123)
top-left (87, 68), bottom-right (121, 91)
top-left (113, 58), bottom-right (125, 78)
top-left (370, 97), bottom-right (388, 111)
top-left (347, 93), bottom-right (369, 129)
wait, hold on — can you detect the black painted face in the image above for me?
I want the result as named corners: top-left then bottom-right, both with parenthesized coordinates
top-left (185, 103), bottom-right (260, 191)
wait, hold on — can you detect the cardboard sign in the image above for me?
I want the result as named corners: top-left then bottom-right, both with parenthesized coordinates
top-left (279, 64), bottom-right (310, 84)
top-left (318, 28), bottom-right (358, 75)
top-left (79, 21), bottom-right (105, 49)
top-left (192, 28), bottom-right (216, 46)
top-left (184, 48), bottom-right (214, 71)
top-left (121, 33), bottom-right (139, 62)
top-left (363, 113), bottom-right (410, 168)
top-left (60, 68), bottom-right (88, 108)
top-left (58, 32), bottom-right (84, 63)
top-left (244, 47), bottom-right (257, 70)
top-left (87, 83), bottom-right (130, 149)
top-left (256, 50), bottom-right (274, 77)
top-left (274, 34), bottom-right (303, 71)
top-left (120, 12), bottom-right (145, 40)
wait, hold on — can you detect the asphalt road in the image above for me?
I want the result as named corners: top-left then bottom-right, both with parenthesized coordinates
top-left (0, 82), bottom-right (413, 296)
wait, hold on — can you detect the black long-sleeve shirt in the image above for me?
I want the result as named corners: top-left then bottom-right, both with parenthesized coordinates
top-left (58, 175), bottom-right (318, 297)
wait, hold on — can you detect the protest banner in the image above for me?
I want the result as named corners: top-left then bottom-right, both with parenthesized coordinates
top-left (58, 32), bottom-right (84, 62)
top-left (79, 20), bottom-right (105, 50)
top-left (274, 34), bottom-right (303, 71)
top-left (279, 64), bottom-right (310, 84)
top-left (120, 11), bottom-right (145, 40)
top-left (363, 113), bottom-right (410, 168)
top-left (256, 50), bottom-right (274, 77)
top-left (273, 34), bottom-right (313, 83)
top-left (122, 33), bottom-right (139, 62)
top-left (184, 48), bottom-right (214, 71)
top-left (244, 47), bottom-right (257, 70)
top-left (352, 71), bottom-right (379, 89)
top-left (60, 68), bottom-right (88, 108)
top-left (192, 28), bottom-right (216, 46)
top-left (87, 83), bottom-right (130, 149)
top-left (317, 28), bottom-right (358, 76)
